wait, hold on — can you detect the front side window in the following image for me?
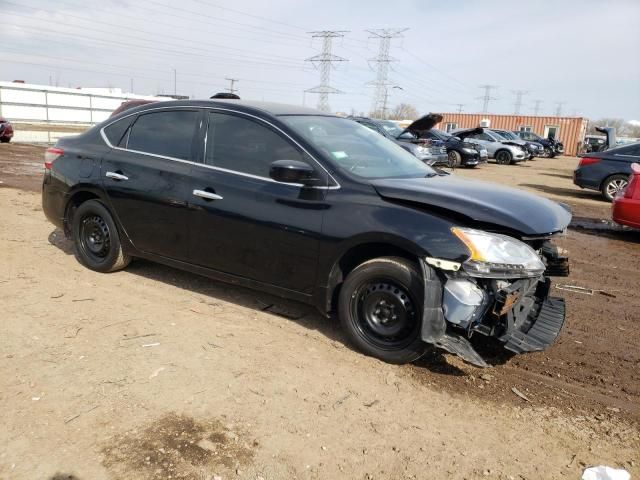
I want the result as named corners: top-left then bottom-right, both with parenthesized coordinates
top-left (127, 110), bottom-right (199, 160)
top-left (206, 112), bottom-right (306, 178)
top-left (280, 115), bottom-right (435, 179)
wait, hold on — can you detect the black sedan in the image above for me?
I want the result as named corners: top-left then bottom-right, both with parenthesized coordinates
top-left (42, 100), bottom-right (571, 367)
top-left (574, 141), bottom-right (640, 201)
top-left (419, 128), bottom-right (488, 167)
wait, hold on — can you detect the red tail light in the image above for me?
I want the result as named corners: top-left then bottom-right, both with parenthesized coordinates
top-left (623, 163), bottom-right (640, 199)
top-left (578, 156), bottom-right (601, 167)
top-left (44, 147), bottom-right (64, 169)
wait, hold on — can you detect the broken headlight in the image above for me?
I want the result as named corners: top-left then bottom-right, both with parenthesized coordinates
top-left (451, 227), bottom-right (545, 278)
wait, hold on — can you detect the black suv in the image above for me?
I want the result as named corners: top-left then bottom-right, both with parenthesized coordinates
top-left (419, 129), bottom-right (488, 167)
top-left (514, 131), bottom-right (564, 157)
top-left (42, 100), bottom-right (571, 367)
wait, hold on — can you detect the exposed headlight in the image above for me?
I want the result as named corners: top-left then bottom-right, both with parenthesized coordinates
top-left (462, 147), bottom-right (477, 154)
top-left (451, 227), bottom-right (545, 278)
top-left (415, 145), bottom-right (431, 154)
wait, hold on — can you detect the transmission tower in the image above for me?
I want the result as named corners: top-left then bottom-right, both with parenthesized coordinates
top-left (512, 90), bottom-right (528, 115)
top-left (305, 31), bottom-right (348, 112)
top-left (366, 28), bottom-right (408, 118)
top-left (225, 78), bottom-right (239, 94)
top-left (455, 103), bottom-right (465, 113)
top-left (478, 85), bottom-right (498, 113)
top-left (532, 99), bottom-right (543, 116)
top-left (554, 101), bottom-right (565, 117)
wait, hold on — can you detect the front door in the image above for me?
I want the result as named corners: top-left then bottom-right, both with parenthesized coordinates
top-left (187, 111), bottom-right (327, 294)
top-left (544, 125), bottom-right (559, 139)
top-left (101, 108), bottom-right (202, 261)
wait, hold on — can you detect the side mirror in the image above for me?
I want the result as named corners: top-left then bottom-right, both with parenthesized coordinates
top-left (269, 160), bottom-right (317, 185)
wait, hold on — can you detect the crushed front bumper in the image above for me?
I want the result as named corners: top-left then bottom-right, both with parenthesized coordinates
top-left (419, 251), bottom-right (569, 367)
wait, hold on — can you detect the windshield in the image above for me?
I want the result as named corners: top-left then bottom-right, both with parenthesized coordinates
top-left (377, 120), bottom-right (404, 137)
top-left (496, 130), bottom-right (518, 140)
top-left (425, 129), bottom-right (450, 141)
top-left (488, 130), bottom-right (508, 141)
top-left (280, 115), bottom-right (436, 179)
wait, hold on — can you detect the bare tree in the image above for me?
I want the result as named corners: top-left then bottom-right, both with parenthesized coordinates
top-left (387, 103), bottom-right (419, 120)
top-left (587, 118), bottom-right (630, 135)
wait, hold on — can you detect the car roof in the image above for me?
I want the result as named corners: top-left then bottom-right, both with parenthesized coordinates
top-left (134, 99), bottom-right (330, 117)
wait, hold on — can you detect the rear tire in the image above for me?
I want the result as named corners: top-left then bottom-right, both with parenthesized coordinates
top-left (495, 150), bottom-right (512, 165)
top-left (71, 200), bottom-right (131, 272)
top-left (0, 137), bottom-right (10, 143)
top-left (601, 174), bottom-right (629, 202)
top-left (338, 257), bottom-right (427, 364)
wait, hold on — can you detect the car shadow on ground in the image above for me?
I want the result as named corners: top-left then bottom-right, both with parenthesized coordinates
top-left (540, 172), bottom-right (574, 180)
top-left (47, 228), bottom-right (482, 376)
top-left (518, 183), bottom-right (601, 200)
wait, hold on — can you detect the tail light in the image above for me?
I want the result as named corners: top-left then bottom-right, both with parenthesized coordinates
top-left (578, 156), bottom-right (601, 167)
top-left (44, 147), bottom-right (64, 169)
top-left (623, 163), bottom-right (640, 199)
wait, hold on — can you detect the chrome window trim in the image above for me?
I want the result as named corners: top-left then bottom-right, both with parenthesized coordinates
top-left (100, 105), bottom-right (340, 190)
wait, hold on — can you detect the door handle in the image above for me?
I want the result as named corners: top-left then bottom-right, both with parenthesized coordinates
top-left (193, 189), bottom-right (223, 201)
top-left (106, 171), bottom-right (129, 181)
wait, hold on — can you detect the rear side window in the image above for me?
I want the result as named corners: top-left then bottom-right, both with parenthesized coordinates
top-left (104, 116), bottom-right (135, 146)
top-left (205, 112), bottom-right (306, 177)
top-left (127, 110), bottom-right (200, 160)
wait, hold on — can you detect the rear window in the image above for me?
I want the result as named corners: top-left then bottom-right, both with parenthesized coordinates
top-left (127, 110), bottom-right (200, 160)
top-left (104, 116), bottom-right (135, 146)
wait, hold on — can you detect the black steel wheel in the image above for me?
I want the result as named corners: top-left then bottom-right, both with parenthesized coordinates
top-left (338, 257), bottom-right (426, 364)
top-left (495, 150), bottom-right (513, 165)
top-left (71, 199), bottom-right (131, 272)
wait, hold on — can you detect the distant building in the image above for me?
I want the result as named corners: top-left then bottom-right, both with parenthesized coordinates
top-left (434, 113), bottom-right (589, 156)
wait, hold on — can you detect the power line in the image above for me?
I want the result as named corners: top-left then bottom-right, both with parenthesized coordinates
top-left (478, 85), bottom-right (498, 114)
top-left (305, 31), bottom-right (349, 112)
top-left (366, 28), bottom-right (408, 117)
top-left (512, 90), bottom-right (528, 115)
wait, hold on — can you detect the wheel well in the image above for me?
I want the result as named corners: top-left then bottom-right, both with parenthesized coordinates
top-left (495, 148), bottom-right (511, 157)
top-left (63, 191), bottom-right (100, 236)
top-left (325, 243), bottom-right (419, 314)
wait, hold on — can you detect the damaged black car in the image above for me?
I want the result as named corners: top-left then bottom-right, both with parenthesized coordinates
top-left (42, 100), bottom-right (571, 367)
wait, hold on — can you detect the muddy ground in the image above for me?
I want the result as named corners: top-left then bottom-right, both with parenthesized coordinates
top-left (1, 142), bottom-right (638, 479)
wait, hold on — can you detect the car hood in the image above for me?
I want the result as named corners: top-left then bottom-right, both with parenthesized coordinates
top-left (595, 126), bottom-right (616, 150)
top-left (370, 176), bottom-right (572, 236)
top-left (400, 114), bottom-right (443, 136)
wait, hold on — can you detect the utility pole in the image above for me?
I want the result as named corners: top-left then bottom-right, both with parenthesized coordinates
top-left (554, 101), bottom-right (565, 117)
top-left (455, 103), bottom-right (465, 113)
top-left (532, 99), bottom-right (543, 116)
top-left (366, 28), bottom-right (408, 117)
top-left (478, 85), bottom-right (498, 113)
top-left (225, 78), bottom-right (239, 95)
top-left (172, 68), bottom-right (177, 96)
top-left (512, 90), bottom-right (528, 115)
top-left (305, 31), bottom-right (348, 112)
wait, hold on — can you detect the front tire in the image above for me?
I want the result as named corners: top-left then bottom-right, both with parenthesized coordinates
top-left (601, 174), bottom-right (629, 202)
top-left (0, 137), bottom-right (10, 143)
top-left (495, 150), bottom-right (512, 165)
top-left (448, 150), bottom-right (461, 168)
top-left (71, 200), bottom-right (131, 272)
top-left (338, 257), bottom-right (426, 364)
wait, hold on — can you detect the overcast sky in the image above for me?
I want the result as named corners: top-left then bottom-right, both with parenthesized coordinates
top-left (1, 0), bottom-right (639, 120)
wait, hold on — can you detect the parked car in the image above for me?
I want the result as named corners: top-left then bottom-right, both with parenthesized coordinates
top-left (612, 163), bottom-right (640, 228)
top-left (42, 100), bottom-right (572, 367)
top-left (491, 129), bottom-right (543, 159)
top-left (0, 117), bottom-right (14, 143)
top-left (574, 141), bottom-right (640, 201)
top-left (418, 129), bottom-right (488, 168)
top-left (451, 127), bottom-right (526, 165)
top-left (513, 131), bottom-right (564, 157)
top-left (110, 99), bottom-right (156, 117)
top-left (584, 135), bottom-right (607, 153)
top-left (350, 115), bottom-right (448, 166)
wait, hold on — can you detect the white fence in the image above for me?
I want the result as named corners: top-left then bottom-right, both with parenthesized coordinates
top-left (0, 81), bottom-right (162, 126)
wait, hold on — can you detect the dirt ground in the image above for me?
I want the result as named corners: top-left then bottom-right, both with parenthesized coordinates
top-left (1, 143), bottom-right (638, 480)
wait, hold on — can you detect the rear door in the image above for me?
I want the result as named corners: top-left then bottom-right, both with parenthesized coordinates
top-left (187, 110), bottom-right (328, 294)
top-left (101, 108), bottom-right (202, 260)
